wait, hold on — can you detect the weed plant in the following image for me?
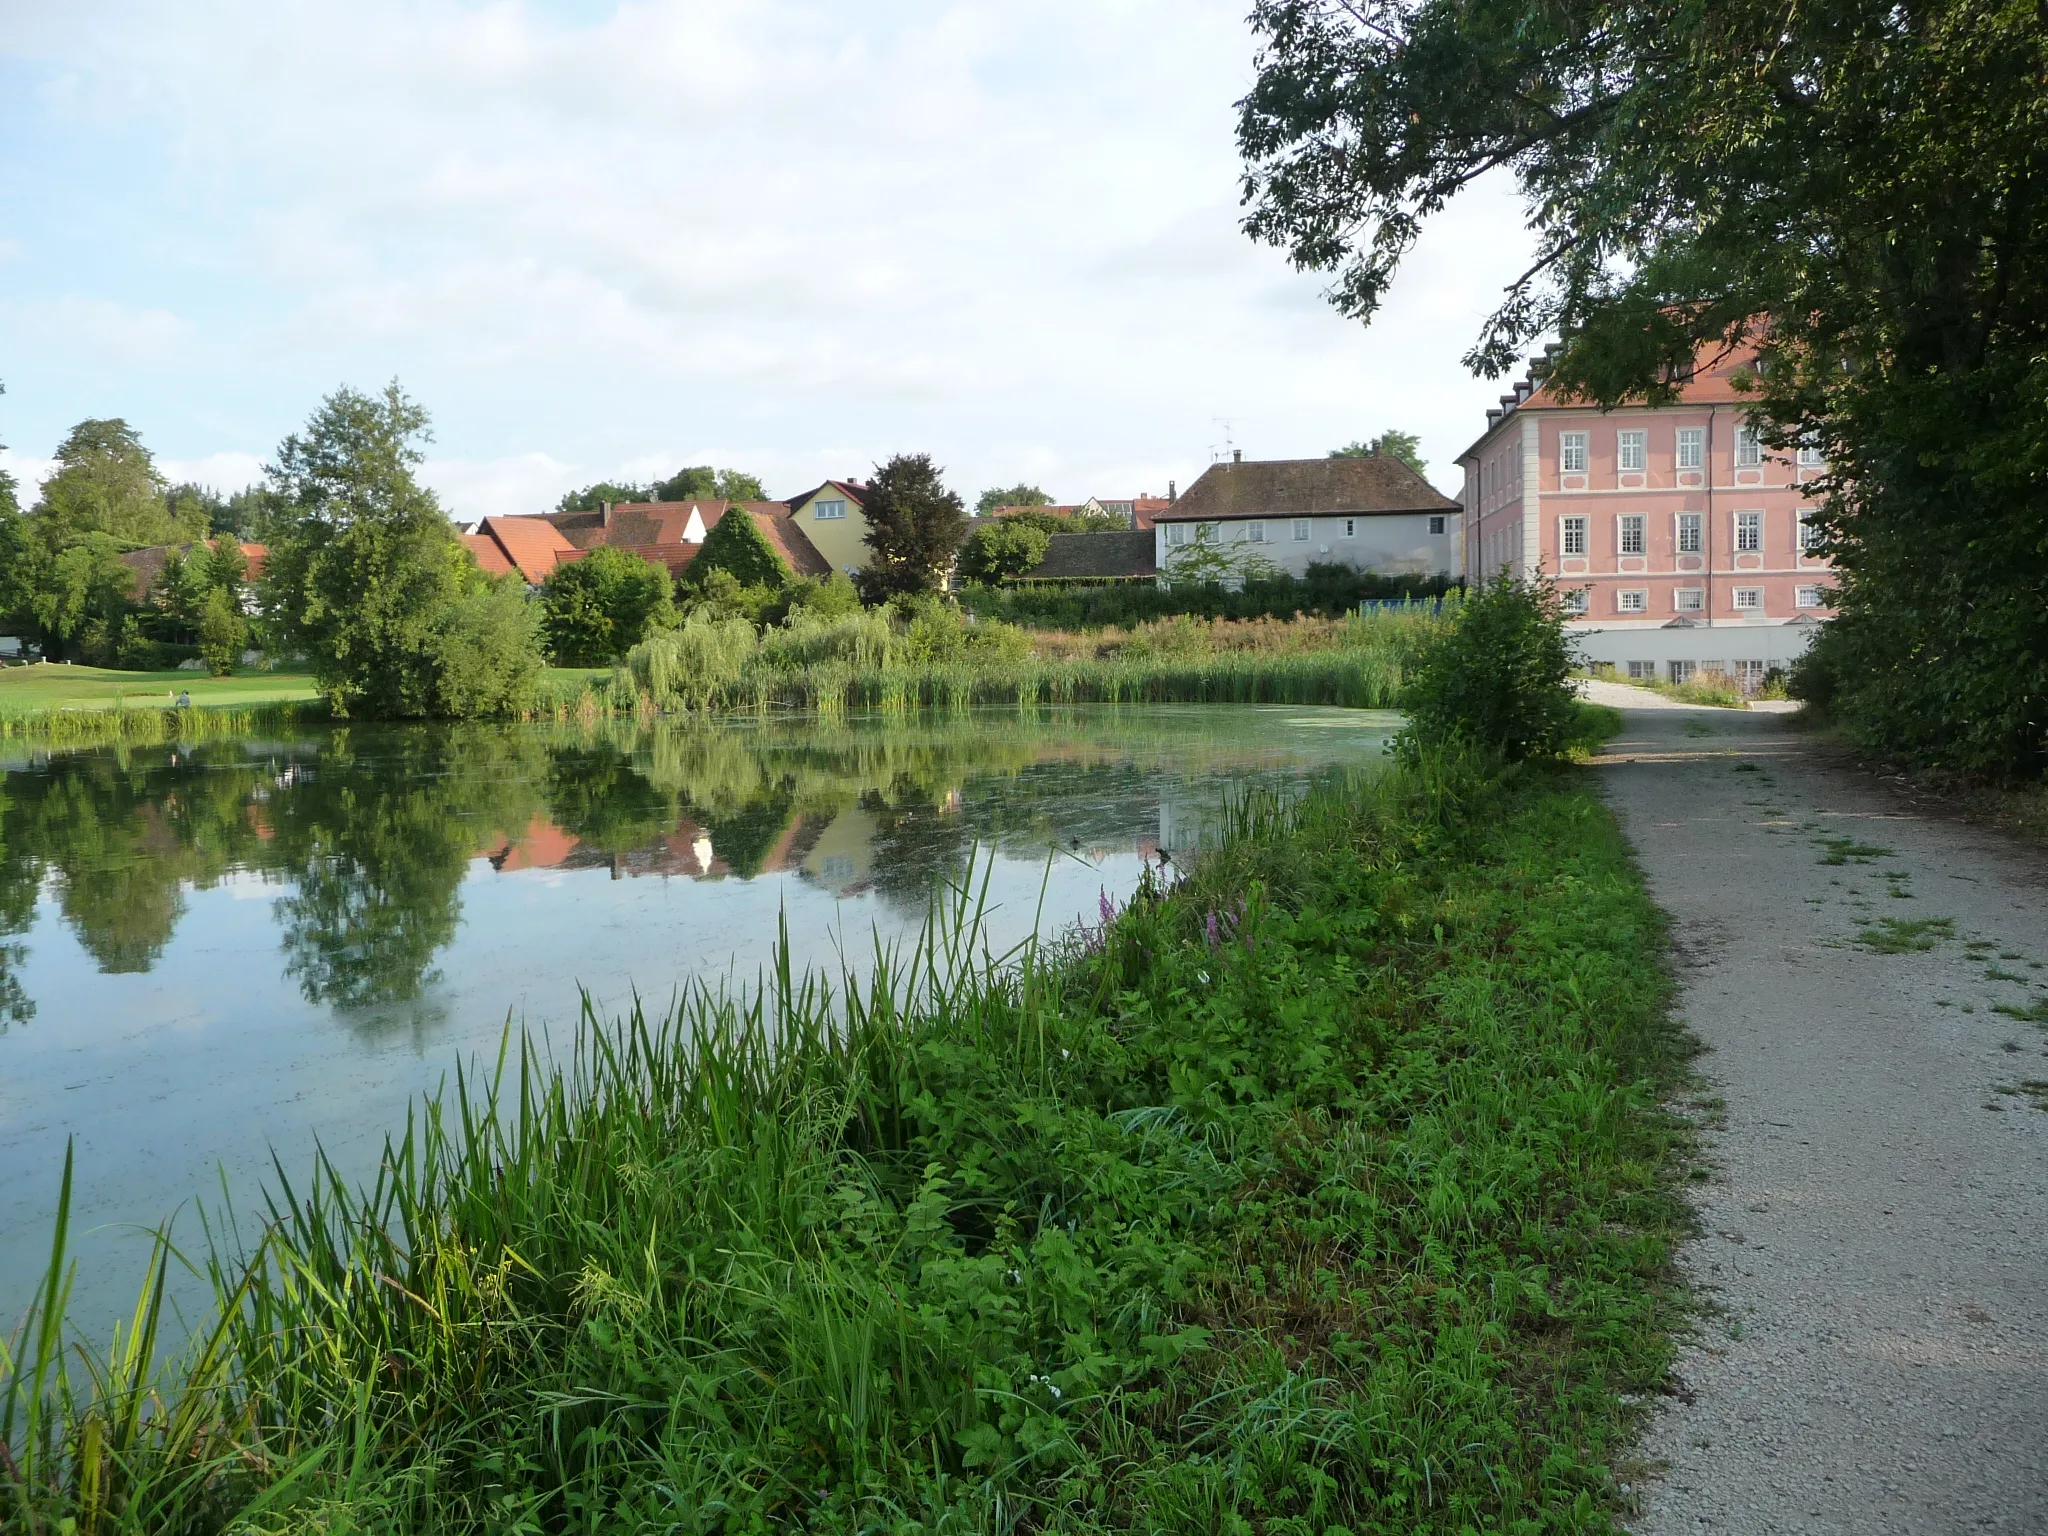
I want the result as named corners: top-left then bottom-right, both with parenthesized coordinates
top-left (4, 738), bottom-right (1688, 1533)
top-left (0, 700), bottom-right (322, 746)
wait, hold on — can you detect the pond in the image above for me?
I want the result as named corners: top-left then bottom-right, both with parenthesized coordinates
top-left (0, 705), bottom-right (1397, 1332)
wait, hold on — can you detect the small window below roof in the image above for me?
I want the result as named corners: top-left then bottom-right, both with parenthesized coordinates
top-left (813, 498), bottom-right (847, 520)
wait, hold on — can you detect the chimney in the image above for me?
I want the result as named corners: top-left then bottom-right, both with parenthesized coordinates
top-left (601, 501), bottom-right (612, 528)
top-left (1231, 448), bottom-right (1242, 465)
top-left (1168, 479), bottom-right (1177, 502)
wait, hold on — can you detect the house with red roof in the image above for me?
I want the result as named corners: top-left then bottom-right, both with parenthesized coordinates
top-left (464, 499), bottom-right (833, 586)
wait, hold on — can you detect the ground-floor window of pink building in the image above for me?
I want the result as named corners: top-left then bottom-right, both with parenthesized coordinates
top-left (1733, 587), bottom-right (1763, 611)
top-left (1797, 585), bottom-right (1825, 608)
top-left (1675, 587), bottom-right (1705, 612)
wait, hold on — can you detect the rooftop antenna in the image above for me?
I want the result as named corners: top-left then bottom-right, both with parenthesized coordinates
top-left (1209, 416), bottom-right (1240, 465)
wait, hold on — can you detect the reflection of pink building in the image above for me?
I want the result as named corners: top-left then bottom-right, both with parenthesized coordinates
top-left (1458, 346), bottom-right (1836, 687)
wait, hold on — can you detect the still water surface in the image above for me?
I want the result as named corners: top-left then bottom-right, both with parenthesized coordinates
top-left (0, 705), bottom-right (1395, 1329)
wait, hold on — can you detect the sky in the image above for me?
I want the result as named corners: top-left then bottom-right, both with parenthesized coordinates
top-left (0, 0), bottom-right (1539, 519)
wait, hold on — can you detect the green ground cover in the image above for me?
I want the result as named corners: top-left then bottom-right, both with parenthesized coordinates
top-left (0, 666), bottom-right (320, 712)
top-left (4, 740), bottom-right (1690, 1533)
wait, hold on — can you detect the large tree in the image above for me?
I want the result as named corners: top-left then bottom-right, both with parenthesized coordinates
top-left (857, 454), bottom-right (970, 600)
top-left (1330, 430), bottom-right (1426, 478)
top-left (539, 546), bottom-right (677, 665)
top-left (262, 383), bottom-right (540, 718)
top-left (36, 419), bottom-right (199, 546)
top-left (1240, 0), bottom-right (2048, 779)
top-left (975, 483), bottom-right (1053, 516)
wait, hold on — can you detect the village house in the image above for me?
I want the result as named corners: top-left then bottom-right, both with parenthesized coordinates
top-left (1458, 343), bottom-right (1835, 689)
top-left (467, 498), bottom-right (833, 586)
top-left (1153, 453), bottom-right (1461, 587)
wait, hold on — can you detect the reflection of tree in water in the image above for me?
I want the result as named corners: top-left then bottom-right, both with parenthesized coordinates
top-left (544, 741), bottom-right (675, 856)
top-left (0, 790), bottom-right (34, 1027)
top-left (267, 728), bottom-right (546, 1013)
top-left (692, 781), bottom-right (798, 879)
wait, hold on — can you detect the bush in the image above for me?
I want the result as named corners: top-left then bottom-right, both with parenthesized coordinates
top-left (784, 571), bottom-right (862, 621)
top-left (1401, 575), bottom-right (1580, 761)
top-left (683, 507), bottom-right (789, 592)
top-left (956, 520), bottom-right (1051, 584)
top-left (627, 616), bottom-right (759, 712)
top-left (196, 588), bottom-right (248, 676)
top-left (961, 566), bottom-right (1459, 628)
top-left (431, 581), bottom-right (545, 718)
top-left (757, 609), bottom-right (898, 671)
top-left (539, 546), bottom-right (676, 665)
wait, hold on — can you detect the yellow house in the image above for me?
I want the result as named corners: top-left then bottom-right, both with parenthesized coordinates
top-left (785, 480), bottom-right (873, 575)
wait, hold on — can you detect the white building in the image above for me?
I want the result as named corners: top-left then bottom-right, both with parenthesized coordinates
top-left (1153, 453), bottom-right (1461, 586)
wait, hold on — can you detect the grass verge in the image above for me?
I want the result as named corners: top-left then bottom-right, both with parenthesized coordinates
top-left (4, 749), bottom-right (1692, 1533)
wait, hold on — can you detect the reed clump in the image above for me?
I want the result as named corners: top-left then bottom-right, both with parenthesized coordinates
top-left (4, 746), bottom-right (1690, 1533)
top-left (0, 699), bottom-right (322, 746)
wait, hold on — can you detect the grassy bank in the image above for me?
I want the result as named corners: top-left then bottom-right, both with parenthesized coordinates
top-left (4, 744), bottom-right (1689, 1533)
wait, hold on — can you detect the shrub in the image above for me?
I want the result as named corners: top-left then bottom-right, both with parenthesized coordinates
top-left (431, 581), bottom-right (545, 718)
top-left (684, 507), bottom-right (789, 592)
top-left (1401, 575), bottom-right (1580, 761)
top-left (956, 519), bottom-right (1051, 584)
top-left (784, 571), bottom-right (862, 620)
top-left (961, 566), bottom-right (1459, 628)
top-left (539, 546), bottom-right (676, 665)
top-left (757, 610), bottom-right (898, 671)
top-left (627, 616), bottom-right (759, 712)
top-left (196, 587), bottom-right (247, 676)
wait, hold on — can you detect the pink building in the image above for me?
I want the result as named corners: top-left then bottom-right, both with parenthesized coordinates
top-left (1457, 346), bottom-right (1835, 688)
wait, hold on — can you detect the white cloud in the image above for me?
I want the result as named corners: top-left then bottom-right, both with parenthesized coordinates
top-left (0, 451), bottom-right (56, 494)
top-left (3, 296), bottom-right (192, 362)
top-left (160, 452), bottom-right (265, 493)
top-left (0, 0), bottom-right (1541, 501)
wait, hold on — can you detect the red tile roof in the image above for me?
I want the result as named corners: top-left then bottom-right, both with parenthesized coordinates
top-left (462, 532), bottom-right (515, 578)
top-left (476, 516), bottom-right (580, 583)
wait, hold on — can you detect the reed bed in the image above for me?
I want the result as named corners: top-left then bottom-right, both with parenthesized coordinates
top-left (4, 745), bottom-right (1690, 1534)
top-left (0, 700), bottom-right (323, 746)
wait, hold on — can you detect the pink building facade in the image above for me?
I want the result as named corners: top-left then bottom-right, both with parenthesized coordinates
top-left (1457, 348), bottom-right (1836, 688)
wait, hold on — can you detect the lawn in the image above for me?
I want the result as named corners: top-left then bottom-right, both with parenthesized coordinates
top-left (0, 664), bottom-right (320, 712)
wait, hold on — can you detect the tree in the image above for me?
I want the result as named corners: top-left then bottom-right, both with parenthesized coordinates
top-left (654, 466), bottom-right (768, 503)
top-left (1330, 431), bottom-right (1426, 477)
top-left (196, 586), bottom-right (247, 676)
top-left (975, 483), bottom-right (1053, 516)
top-left (856, 454), bottom-right (969, 601)
top-left (36, 419), bottom-right (195, 546)
top-left (684, 507), bottom-right (790, 592)
top-left (557, 481), bottom-right (649, 514)
top-left (261, 382), bottom-right (541, 718)
top-left (956, 519), bottom-right (1051, 585)
top-left (1239, 0), bottom-right (2048, 779)
top-left (431, 582), bottom-right (544, 717)
top-left (539, 546), bottom-right (677, 666)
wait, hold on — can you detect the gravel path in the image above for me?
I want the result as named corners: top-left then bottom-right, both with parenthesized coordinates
top-left (1588, 701), bottom-right (2048, 1535)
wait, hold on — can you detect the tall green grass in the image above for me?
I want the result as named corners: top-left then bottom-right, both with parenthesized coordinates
top-left (4, 749), bottom-right (1690, 1533)
top-left (0, 700), bottom-right (324, 746)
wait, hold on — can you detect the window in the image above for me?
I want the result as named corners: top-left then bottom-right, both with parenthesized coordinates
top-left (1734, 426), bottom-right (1762, 468)
top-left (1617, 429), bottom-right (1647, 472)
top-left (1797, 436), bottom-right (1824, 468)
top-left (1561, 516), bottom-right (1588, 556)
top-left (1735, 510), bottom-right (1762, 552)
top-left (813, 498), bottom-right (848, 520)
top-left (1561, 587), bottom-right (1590, 615)
top-left (1627, 660), bottom-right (1656, 681)
top-left (1676, 427), bottom-right (1704, 471)
top-left (1798, 509), bottom-right (1822, 552)
top-left (1291, 518), bottom-right (1311, 542)
top-left (1797, 585), bottom-right (1825, 608)
top-left (1676, 512), bottom-right (1703, 554)
top-left (1618, 589), bottom-right (1648, 613)
top-left (1559, 432), bottom-right (1589, 473)
top-left (1668, 660), bottom-right (1697, 685)
top-left (1195, 522), bottom-right (1219, 544)
top-left (1245, 520), bottom-right (1266, 543)
top-left (1618, 514), bottom-right (1645, 556)
top-left (1732, 587), bottom-right (1763, 611)
top-left (1428, 514), bottom-right (1446, 535)
top-left (1736, 659), bottom-right (1767, 692)
top-left (1342, 518), bottom-right (1356, 538)
top-left (1165, 524), bottom-right (1187, 547)
top-left (1675, 587), bottom-right (1705, 612)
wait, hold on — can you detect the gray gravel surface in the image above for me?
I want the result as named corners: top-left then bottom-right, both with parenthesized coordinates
top-left (1590, 701), bottom-right (2048, 1535)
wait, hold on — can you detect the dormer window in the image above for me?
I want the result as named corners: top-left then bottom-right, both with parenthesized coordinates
top-left (813, 498), bottom-right (848, 519)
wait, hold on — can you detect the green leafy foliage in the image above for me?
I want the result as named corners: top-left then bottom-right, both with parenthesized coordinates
top-left (963, 566), bottom-right (1457, 627)
top-left (34, 419), bottom-right (194, 546)
top-left (538, 546), bottom-right (676, 666)
top-left (194, 588), bottom-right (246, 677)
top-left (1401, 575), bottom-right (1582, 761)
top-left (683, 505), bottom-right (790, 592)
top-left (432, 581), bottom-right (545, 717)
top-left (856, 453), bottom-right (970, 601)
top-left (956, 518), bottom-right (1051, 584)
top-left (1330, 429), bottom-right (1427, 477)
top-left (260, 383), bottom-right (543, 719)
top-left (974, 482), bottom-right (1053, 515)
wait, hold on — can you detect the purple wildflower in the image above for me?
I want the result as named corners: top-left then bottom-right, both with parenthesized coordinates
top-left (1204, 910), bottom-right (1221, 948)
top-left (1098, 888), bottom-right (1116, 927)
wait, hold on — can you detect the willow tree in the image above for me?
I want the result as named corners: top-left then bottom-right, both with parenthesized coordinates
top-left (1239, 0), bottom-right (2048, 779)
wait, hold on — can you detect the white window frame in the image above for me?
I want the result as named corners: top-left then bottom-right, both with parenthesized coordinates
top-left (1627, 660), bottom-right (1656, 681)
top-left (1617, 589), bottom-right (1648, 613)
top-left (1735, 510), bottom-right (1763, 553)
top-left (1796, 585), bottom-right (1825, 609)
top-left (1676, 428), bottom-right (1704, 471)
top-left (1195, 522), bottom-right (1219, 544)
top-left (1736, 659), bottom-right (1768, 691)
top-left (1427, 514), bottom-right (1446, 536)
top-left (1797, 437), bottom-right (1824, 468)
top-left (1559, 431), bottom-right (1589, 474)
top-left (1732, 587), bottom-right (1764, 611)
top-left (1797, 509), bottom-right (1822, 552)
top-left (1560, 515), bottom-right (1587, 556)
top-left (1245, 520), bottom-right (1266, 543)
top-left (1342, 518), bottom-right (1357, 538)
top-left (1734, 426), bottom-right (1763, 468)
top-left (1164, 523), bottom-right (1187, 547)
top-left (1669, 660), bottom-right (1697, 685)
top-left (1617, 514), bottom-right (1646, 556)
top-left (813, 497), bottom-right (848, 520)
top-left (1675, 587), bottom-right (1705, 612)
top-left (1291, 518), bottom-right (1311, 542)
top-left (1675, 512), bottom-right (1703, 554)
top-left (1561, 587), bottom-right (1590, 615)
top-left (1617, 429), bottom-right (1647, 472)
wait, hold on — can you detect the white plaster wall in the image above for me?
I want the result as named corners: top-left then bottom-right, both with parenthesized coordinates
top-left (1155, 512), bottom-right (1459, 582)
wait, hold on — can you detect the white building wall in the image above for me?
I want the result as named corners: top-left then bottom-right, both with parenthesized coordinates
top-left (1156, 512), bottom-right (1459, 584)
